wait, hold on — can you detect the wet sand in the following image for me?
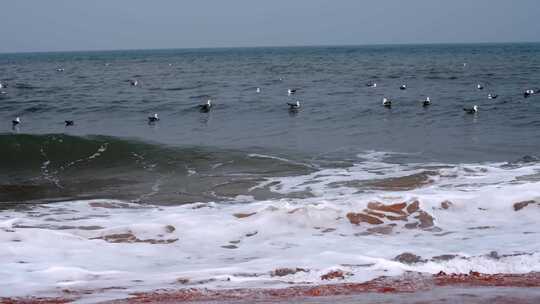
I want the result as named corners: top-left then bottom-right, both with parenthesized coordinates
top-left (111, 272), bottom-right (540, 304)
top-left (261, 287), bottom-right (540, 304)
top-left (4, 272), bottom-right (540, 303)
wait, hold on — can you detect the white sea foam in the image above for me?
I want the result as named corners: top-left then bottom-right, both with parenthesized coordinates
top-left (2, 154), bottom-right (540, 301)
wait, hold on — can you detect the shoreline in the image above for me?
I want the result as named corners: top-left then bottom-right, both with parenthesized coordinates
top-left (4, 272), bottom-right (540, 304)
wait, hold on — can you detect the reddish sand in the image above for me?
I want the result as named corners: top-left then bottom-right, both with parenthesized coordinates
top-left (4, 272), bottom-right (540, 304)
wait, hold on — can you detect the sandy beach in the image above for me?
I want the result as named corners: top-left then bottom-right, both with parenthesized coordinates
top-left (4, 272), bottom-right (540, 303)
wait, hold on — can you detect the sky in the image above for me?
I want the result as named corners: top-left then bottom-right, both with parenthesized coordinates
top-left (1, 0), bottom-right (539, 53)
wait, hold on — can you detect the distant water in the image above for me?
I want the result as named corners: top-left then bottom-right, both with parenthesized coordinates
top-left (1, 44), bottom-right (540, 301)
top-left (1, 44), bottom-right (540, 162)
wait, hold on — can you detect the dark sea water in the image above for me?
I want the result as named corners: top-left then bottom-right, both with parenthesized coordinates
top-left (2, 44), bottom-right (540, 301)
top-left (1, 43), bottom-right (540, 204)
top-left (2, 43), bottom-right (540, 156)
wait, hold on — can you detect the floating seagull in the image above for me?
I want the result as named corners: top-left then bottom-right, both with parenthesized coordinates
top-left (382, 98), bottom-right (392, 108)
top-left (0, 82), bottom-right (4, 89)
top-left (199, 99), bottom-right (212, 112)
top-left (423, 97), bottom-right (431, 107)
top-left (477, 84), bottom-right (484, 90)
top-left (287, 89), bottom-right (297, 96)
top-left (148, 113), bottom-right (159, 123)
top-left (65, 120), bottom-right (74, 126)
top-left (56, 68), bottom-right (65, 72)
top-left (130, 79), bottom-right (139, 86)
top-left (287, 100), bottom-right (301, 110)
top-left (524, 89), bottom-right (536, 98)
top-left (463, 105), bottom-right (479, 114)
top-left (400, 84), bottom-right (407, 90)
top-left (487, 94), bottom-right (498, 100)
top-left (12, 117), bottom-right (21, 126)
top-left (256, 87), bottom-right (261, 93)
top-left (366, 82), bottom-right (377, 88)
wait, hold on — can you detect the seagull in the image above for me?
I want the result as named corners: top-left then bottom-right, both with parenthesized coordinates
top-left (400, 84), bottom-right (407, 90)
top-left (463, 105), bottom-right (479, 114)
top-left (0, 82), bottom-right (4, 89)
top-left (366, 82), bottom-right (377, 88)
top-left (56, 68), bottom-right (65, 72)
top-left (12, 117), bottom-right (21, 127)
top-left (524, 89), bottom-right (536, 98)
top-left (65, 120), bottom-right (74, 126)
top-left (199, 99), bottom-right (212, 112)
top-left (477, 84), bottom-right (484, 90)
top-left (423, 97), bottom-right (431, 107)
top-left (382, 98), bottom-right (392, 108)
top-left (148, 113), bottom-right (159, 123)
top-left (287, 89), bottom-right (297, 96)
top-left (487, 94), bottom-right (498, 100)
top-left (130, 79), bottom-right (139, 86)
top-left (256, 87), bottom-right (261, 93)
top-left (287, 100), bottom-right (301, 110)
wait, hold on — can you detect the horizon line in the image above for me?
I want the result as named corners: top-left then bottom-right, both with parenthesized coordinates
top-left (1, 40), bottom-right (540, 56)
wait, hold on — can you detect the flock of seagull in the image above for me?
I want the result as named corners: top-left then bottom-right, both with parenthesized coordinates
top-left (2, 73), bottom-right (540, 129)
top-left (369, 81), bottom-right (537, 114)
top-left (139, 78), bottom-right (538, 124)
top-left (382, 82), bottom-right (514, 113)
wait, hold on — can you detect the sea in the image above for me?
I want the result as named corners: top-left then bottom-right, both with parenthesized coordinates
top-left (1, 43), bottom-right (540, 301)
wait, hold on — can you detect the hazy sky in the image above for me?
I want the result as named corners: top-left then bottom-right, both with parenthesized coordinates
top-left (1, 0), bottom-right (539, 53)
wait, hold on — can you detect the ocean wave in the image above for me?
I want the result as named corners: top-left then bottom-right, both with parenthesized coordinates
top-left (0, 134), bottom-right (313, 204)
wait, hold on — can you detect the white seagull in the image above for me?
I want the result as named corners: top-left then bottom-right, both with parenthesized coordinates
top-left (463, 105), bottom-right (479, 114)
top-left (382, 98), bottom-right (392, 107)
top-left (148, 113), bottom-right (159, 123)
top-left (12, 117), bottom-right (21, 126)
top-left (524, 89), bottom-right (536, 98)
top-left (199, 99), bottom-right (212, 112)
top-left (287, 100), bottom-right (301, 110)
